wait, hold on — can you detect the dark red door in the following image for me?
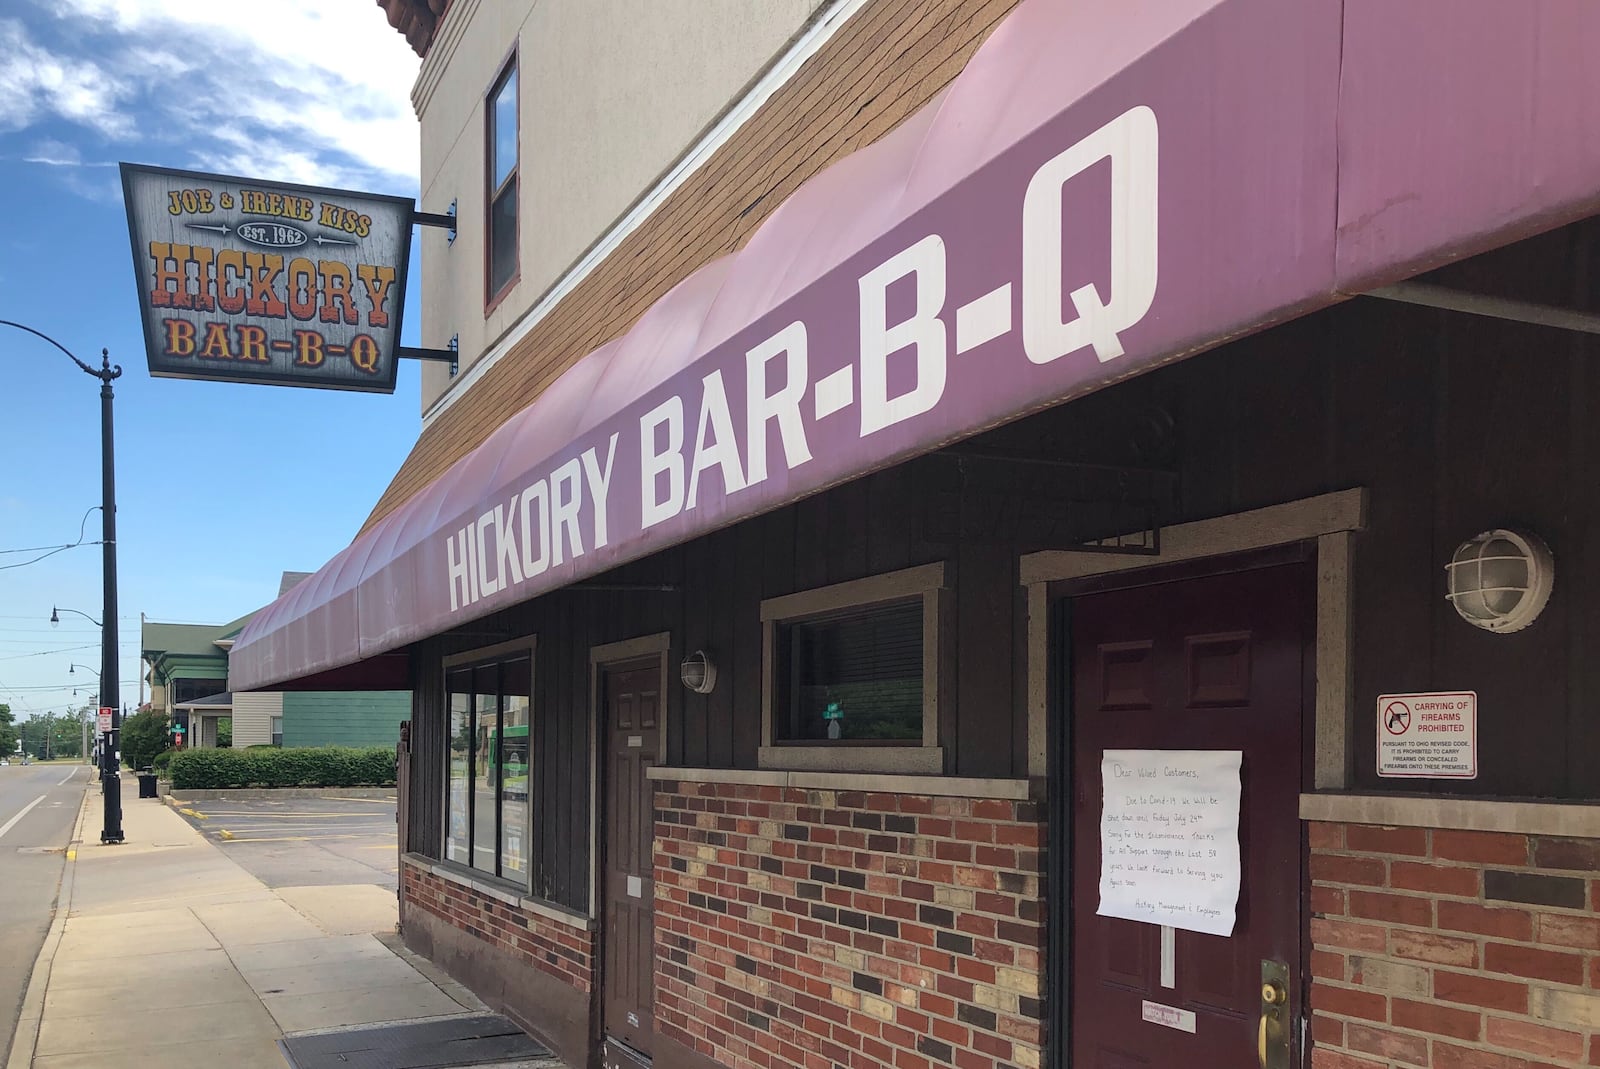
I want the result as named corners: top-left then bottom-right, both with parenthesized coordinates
top-left (1070, 562), bottom-right (1306, 1068)
top-left (602, 662), bottom-right (662, 1058)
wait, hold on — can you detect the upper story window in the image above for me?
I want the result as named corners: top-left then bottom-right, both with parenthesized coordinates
top-left (486, 58), bottom-right (519, 306)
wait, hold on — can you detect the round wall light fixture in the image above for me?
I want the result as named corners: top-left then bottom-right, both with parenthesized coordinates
top-left (681, 650), bottom-right (717, 694)
top-left (1444, 528), bottom-right (1554, 634)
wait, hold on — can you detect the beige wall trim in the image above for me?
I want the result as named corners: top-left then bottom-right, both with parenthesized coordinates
top-left (1301, 794), bottom-right (1600, 838)
top-left (588, 631), bottom-right (672, 666)
top-left (646, 766), bottom-right (1034, 801)
top-left (402, 853), bottom-right (597, 930)
top-left (1020, 488), bottom-right (1369, 785)
top-left (411, 0), bottom-right (481, 119)
top-left (1019, 489), bottom-right (1368, 585)
top-left (759, 561), bottom-right (946, 622)
top-left (442, 633), bottom-right (537, 669)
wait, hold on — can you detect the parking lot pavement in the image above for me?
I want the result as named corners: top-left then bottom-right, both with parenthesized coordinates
top-left (170, 795), bottom-right (398, 891)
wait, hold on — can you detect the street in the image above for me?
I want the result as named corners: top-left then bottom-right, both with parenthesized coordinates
top-left (0, 762), bottom-right (91, 1059)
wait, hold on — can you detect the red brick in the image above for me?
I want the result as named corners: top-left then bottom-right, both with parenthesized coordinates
top-left (1346, 1021), bottom-right (1430, 1065)
top-left (1391, 997), bottom-right (1481, 1040)
top-left (1311, 886), bottom-right (1346, 916)
top-left (1536, 912), bottom-right (1600, 950)
top-left (1390, 860), bottom-right (1480, 897)
top-left (1308, 822), bottom-right (1345, 851)
top-left (1311, 1012), bottom-right (1344, 1047)
top-left (1311, 983), bottom-right (1387, 1021)
top-left (1388, 933), bottom-right (1487, 981)
top-left (971, 799), bottom-right (1013, 820)
top-left (1312, 949), bottom-right (1347, 982)
top-left (1348, 890), bottom-right (1434, 927)
top-left (1433, 830), bottom-right (1529, 866)
top-left (1484, 941), bottom-right (1584, 985)
top-left (1532, 836), bottom-right (1600, 872)
top-left (1485, 1016), bottom-right (1585, 1061)
top-left (1311, 918), bottom-right (1389, 952)
top-left (1431, 1040), bottom-right (1561, 1069)
top-left (1437, 901), bottom-right (1533, 941)
top-left (1432, 970), bottom-right (1529, 1013)
top-left (1346, 824), bottom-right (1429, 857)
top-left (1311, 854), bottom-right (1387, 887)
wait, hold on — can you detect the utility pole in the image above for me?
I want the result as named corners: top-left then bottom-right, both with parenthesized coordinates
top-left (4, 321), bottom-right (124, 843)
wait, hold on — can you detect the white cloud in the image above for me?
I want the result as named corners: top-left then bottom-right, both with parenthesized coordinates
top-left (6, 0), bottom-right (421, 192)
top-left (0, 19), bottom-right (132, 139)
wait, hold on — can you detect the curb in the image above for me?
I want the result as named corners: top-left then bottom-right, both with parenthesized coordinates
top-left (4, 784), bottom-right (93, 1069)
top-left (165, 787), bottom-right (397, 801)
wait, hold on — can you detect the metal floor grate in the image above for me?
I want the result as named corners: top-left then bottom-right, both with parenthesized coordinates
top-left (280, 1014), bottom-right (552, 1069)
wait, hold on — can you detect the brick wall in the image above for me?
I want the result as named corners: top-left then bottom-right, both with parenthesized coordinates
top-left (402, 861), bottom-right (594, 993)
top-left (654, 779), bottom-right (1045, 1069)
top-left (1309, 822), bottom-right (1600, 1069)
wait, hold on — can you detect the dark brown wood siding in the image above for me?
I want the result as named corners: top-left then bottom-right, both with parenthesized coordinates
top-left (405, 221), bottom-right (1600, 912)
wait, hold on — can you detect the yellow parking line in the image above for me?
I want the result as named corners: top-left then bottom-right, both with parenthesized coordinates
top-left (217, 833), bottom-right (373, 843)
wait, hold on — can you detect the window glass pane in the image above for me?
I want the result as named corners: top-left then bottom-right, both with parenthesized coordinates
top-left (473, 664), bottom-right (500, 872)
top-left (446, 669), bottom-right (472, 865)
top-left (270, 716), bottom-right (283, 748)
top-left (491, 66), bottom-right (517, 190)
top-left (778, 599), bottom-right (923, 742)
top-left (499, 656), bottom-right (532, 878)
top-left (488, 179), bottom-right (517, 296)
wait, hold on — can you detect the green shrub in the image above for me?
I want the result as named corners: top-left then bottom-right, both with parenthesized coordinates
top-left (152, 750), bottom-right (174, 775)
top-left (121, 710), bottom-right (171, 770)
top-left (168, 746), bottom-right (395, 790)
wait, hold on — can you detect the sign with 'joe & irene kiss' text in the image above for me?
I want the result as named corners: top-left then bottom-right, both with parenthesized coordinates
top-left (119, 163), bottom-right (415, 393)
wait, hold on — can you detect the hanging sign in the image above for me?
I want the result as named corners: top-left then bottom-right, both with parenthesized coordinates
top-left (1098, 749), bottom-right (1242, 937)
top-left (119, 163), bottom-right (415, 393)
top-left (1377, 691), bottom-right (1477, 779)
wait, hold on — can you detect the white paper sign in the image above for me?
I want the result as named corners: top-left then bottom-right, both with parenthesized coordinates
top-left (1377, 691), bottom-right (1477, 779)
top-left (1098, 749), bottom-right (1242, 937)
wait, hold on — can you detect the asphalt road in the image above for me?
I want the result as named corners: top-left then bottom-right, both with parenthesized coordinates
top-left (0, 761), bottom-right (92, 1060)
top-left (173, 795), bottom-right (399, 891)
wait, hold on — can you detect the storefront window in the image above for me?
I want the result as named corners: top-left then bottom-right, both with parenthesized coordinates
top-left (499, 657), bottom-right (532, 877)
top-left (445, 669), bottom-right (472, 866)
top-left (472, 663), bottom-right (500, 872)
top-left (443, 646), bottom-right (534, 882)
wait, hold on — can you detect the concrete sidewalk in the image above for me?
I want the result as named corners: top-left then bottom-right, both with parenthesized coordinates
top-left (4, 778), bottom-right (499, 1069)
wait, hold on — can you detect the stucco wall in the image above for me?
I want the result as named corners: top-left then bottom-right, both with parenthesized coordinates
top-left (413, 0), bottom-right (826, 410)
top-left (282, 691), bottom-right (408, 748)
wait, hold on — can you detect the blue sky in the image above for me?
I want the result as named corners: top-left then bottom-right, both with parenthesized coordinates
top-left (0, 0), bottom-right (425, 720)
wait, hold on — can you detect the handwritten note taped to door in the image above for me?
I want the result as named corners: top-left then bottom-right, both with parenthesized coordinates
top-left (1098, 749), bottom-right (1242, 937)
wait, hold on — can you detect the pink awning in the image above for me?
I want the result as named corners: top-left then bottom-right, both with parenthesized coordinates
top-left (233, 0), bottom-right (1600, 690)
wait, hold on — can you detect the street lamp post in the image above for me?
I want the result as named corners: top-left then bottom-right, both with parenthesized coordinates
top-left (8, 320), bottom-right (124, 844)
top-left (71, 665), bottom-right (101, 764)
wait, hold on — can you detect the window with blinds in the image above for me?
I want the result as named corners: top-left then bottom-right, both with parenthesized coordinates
top-left (775, 597), bottom-right (923, 743)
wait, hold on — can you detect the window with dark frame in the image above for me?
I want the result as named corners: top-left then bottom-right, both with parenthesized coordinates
top-left (270, 716), bottom-right (283, 748)
top-left (775, 597), bottom-right (925, 744)
top-left (444, 652), bottom-right (532, 880)
top-left (486, 59), bottom-right (519, 304)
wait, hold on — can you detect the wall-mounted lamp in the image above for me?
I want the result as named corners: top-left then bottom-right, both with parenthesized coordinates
top-left (680, 650), bottom-right (717, 694)
top-left (1445, 528), bottom-right (1554, 633)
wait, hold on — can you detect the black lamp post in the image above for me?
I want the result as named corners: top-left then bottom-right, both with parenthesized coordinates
top-left (7, 320), bottom-right (124, 844)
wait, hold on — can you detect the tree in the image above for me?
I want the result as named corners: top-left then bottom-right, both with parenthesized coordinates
top-left (19, 712), bottom-right (80, 759)
top-left (0, 704), bottom-right (15, 758)
top-left (120, 709), bottom-right (172, 770)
